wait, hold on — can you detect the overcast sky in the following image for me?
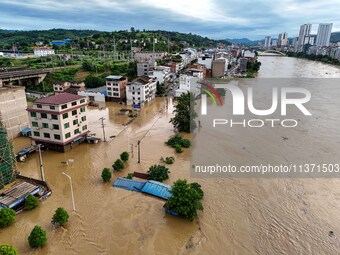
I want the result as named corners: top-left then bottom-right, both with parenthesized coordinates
top-left (1, 0), bottom-right (339, 40)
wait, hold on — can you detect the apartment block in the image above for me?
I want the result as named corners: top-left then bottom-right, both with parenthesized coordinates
top-left (27, 93), bottom-right (89, 152)
top-left (125, 76), bottom-right (157, 106)
top-left (106, 76), bottom-right (128, 101)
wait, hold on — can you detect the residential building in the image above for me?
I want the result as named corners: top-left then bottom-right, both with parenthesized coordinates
top-left (298, 24), bottom-right (312, 51)
top-left (134, 52), bottom-right (165, 63)
top-left (316, 23), bottom-right (333, 47)
top-left (106, 76), bottom-right (128, 101)
top-left (53, 81), bottom-right (85, 94)
top-left (0, 86), bottom-right (29, 139)
top-left (198, 56), bottom-right (213, 69)
top-left (125, 76), bottom-right (157, 106)
top-left (271, 40), bottom-right (278, 47)
top-left (278, 32), bottom-right (288, 47)
top-left (212, 59), bottom-right (226, 78)
top-left (137, 62), bottom-right (154, 76)
top-left (149, 66), bottom-right (170, 83)
top-left (239, 58), bottom-right (248, 72)
top-left (78, 86), bottom-right (107, 102)
top-left (264, 36), bottom-right (271, 49)
top-left (175, 70), bottom-right (203, 97)
top-left (27, 93), bottom-right (89, 152)
top-left (33, 47), bottom-right (55, 57)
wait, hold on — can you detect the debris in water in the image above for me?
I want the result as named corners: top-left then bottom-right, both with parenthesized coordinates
top-left (329, 231), bottom-right (334, 237)
top-left (281, 136), bottom-right (288, 141)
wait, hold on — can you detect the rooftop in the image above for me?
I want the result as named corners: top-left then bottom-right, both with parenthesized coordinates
top-left (34, 92), bottom-right (85, 105)
top-left (106, 75), bottom-right (126, 80)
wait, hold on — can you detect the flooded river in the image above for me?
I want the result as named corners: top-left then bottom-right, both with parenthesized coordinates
top-left (1, 56), bottom-right (340, 255)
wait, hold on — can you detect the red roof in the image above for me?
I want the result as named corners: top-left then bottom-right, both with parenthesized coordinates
top-left (34, 93), bottom-right (86, 105)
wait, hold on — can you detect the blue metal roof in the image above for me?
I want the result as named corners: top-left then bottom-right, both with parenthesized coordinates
top-left (141, 181), bottom-right (172, 200)
top-left (113, 178), bottom-right (145, 192)
top-left (20, 128), bottom-right (31, 135)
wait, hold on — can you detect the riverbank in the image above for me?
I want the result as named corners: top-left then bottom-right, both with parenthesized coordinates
top-left (287, 52), bottom-right (340, 67)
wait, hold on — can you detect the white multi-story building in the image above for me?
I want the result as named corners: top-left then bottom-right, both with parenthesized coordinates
top-left (175, 71), bottom-right (203, 98)
top-left (33, 47), bottom-right (55, 57)
top-left (316, 23), bottom-right (333, 47)
top-left (125, 76), bottom-right (157, 106)
top-left (278, 32), bottom-right (288, 47)
top-left (106, 76), bottom-right (128, 101)
top-left (149, 66), bottom-right (170, 83)
top-left (27, 93), bottom-right (89, 152)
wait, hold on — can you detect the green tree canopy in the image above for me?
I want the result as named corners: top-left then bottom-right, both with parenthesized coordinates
top-left (147, 165), bottom-right (170, 182)
top-left (101, 168), bottom-right (112, 182)
top-left (0, 208), bottom-right (16, 228)
top-left (0, 244), bottom-right (18, 255)
top-left (165, 179), bottom-right (203, 221)
top-left (120, 152), bottom-right (129, 162)
top-left (170, 92), bottom-right (197, 132)
top-left (28, 226), bottom-right (47, 248)
top-left (52, 207), bottom-right (69, 226)
top-left (24, 194), bottom-right (40, 210)
top-left (112, 159), bottom-right (124, 171)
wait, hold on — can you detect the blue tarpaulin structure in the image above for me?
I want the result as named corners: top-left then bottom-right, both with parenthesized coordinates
top-left (141, 181), bottom-right (172, 200)
top-left (113, 178), bottom-right (172, 200)
top-left (20, 128), bottom-right (31, 136)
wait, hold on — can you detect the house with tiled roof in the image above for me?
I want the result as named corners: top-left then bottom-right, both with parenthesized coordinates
top-left (27, 93), bottom-right (89, 152)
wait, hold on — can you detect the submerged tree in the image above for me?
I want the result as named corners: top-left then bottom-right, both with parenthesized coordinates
top-left (28, 226), bottom-right (47, 248)
top-left (170, 92), bottom-right (197, 132)
top-left (0, 207), bottom-right (16, 228)
top-left (101, 168), bottom-right (112, 182)
top-left (24, 194), bottom-right (40, 210)
top-left (52, 207), bottom-right (69, 226)
top-left (0, 244), bottom-right (18, 255)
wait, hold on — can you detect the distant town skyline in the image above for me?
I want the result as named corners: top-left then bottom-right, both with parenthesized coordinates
top-left (1, 0), bottom-right (340, 40)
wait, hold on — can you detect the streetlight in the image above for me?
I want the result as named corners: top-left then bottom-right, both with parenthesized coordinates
top-left (62, 172), bottom-right (76, 211)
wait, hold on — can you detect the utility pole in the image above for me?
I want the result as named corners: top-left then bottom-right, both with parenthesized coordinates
top-left (137, 140), bottom-right (141, 163)
top-left (99, 117), bottom-right (107, 142)
top-left (38, 144), bottom-right (45, 182)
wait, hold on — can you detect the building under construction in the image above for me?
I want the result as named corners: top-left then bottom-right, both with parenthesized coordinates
top-left (0, 122), bottom-right (16, 189)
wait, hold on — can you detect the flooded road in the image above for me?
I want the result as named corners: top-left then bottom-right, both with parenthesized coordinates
top-left (1, 56), bottom-right (340, 255)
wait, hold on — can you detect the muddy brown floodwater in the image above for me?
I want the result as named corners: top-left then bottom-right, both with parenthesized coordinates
top-left (1, 56), bottom-right (340, 255)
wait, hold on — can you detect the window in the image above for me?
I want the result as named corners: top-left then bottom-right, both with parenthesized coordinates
top-left (54, 134), bottom-right (61, 140)
top-left (51, 114), bottom-right (58, 120)
top-left (108, 92), bottom-right (112, 96)
top-left (63, 113), bottom-right (68, 119)
top-left (72, 110), bottom-right (77, 116)
top-left (30, 112), bottom-right (37, 118)
top-left (61, 104), bottom-right (67, 109)
top-left (37, 104), bottom-right (42, 109)
top-left (80, 107), bottom-right (85, 113)
top-left (74, 129), bottom-right (80, 135)
top-left (107, 87), bottom-right (112, 91)
top-left (113, 93), bottom-right (119, 97)
top-left (80, 99), bottom-right (85, 103)
top-left (43, 133), bottom-right (50, 138)
top-left (73, 119), bottom-right (78, 125)
top-left (65, 132), bottom-right (71, 139)
top-left (53, 124), bottom-right (59, 130)
top-left (71, 101), bottom-right (77, 106)
top-left (81, 116), bottom-right (86, 121)
top-left (64, 122), bottom-right (70, 129)
top-left (42, 123), bottom-right (49, 128)
top-left (50, 105), bottom-right (55, 110)
top-left (82, 125), bottom-right (87, 131)
top-left (33, 131), bottom-right (40, 137)
top-left (41, 113), bottom-right (47, 119)
top-left (32, 122), bottom-right (38, 127)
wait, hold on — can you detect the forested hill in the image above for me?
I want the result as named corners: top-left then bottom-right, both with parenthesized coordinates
top-left (0, 28), bottom-right (228, 51)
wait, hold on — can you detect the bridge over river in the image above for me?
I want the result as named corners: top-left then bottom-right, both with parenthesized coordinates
top-left (0, 68), bottom-right (52, 87)
top-left (258, 50), bottom-right (287, 57)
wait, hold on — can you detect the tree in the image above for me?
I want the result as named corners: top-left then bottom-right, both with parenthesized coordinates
top-left (28, 226), bottom-right (47, 248)
top-left (24, 194), bottom-right (40, 210)
top-left (120, 152), bottom-right (129, 162)
top-left (84, 75), bottom-right (105, 88)
top-left (101, 168), bottom-right (112, 182)
top-left (112, 159), bottom-right (124, 171)
top-left (52, 207), bottom-right (69, 226)
top-left (156, 81), bottom-right (166, 96)
top-left (0, 207), bottom-right (16, 228)
top-left (190, 182), bottom-right (204, 200)
top-left (165, 179), bottom-right (203, 221)
top-left (147, 165), bottom-right (170, 182)
top-left (170, 92), bottom-right (197, 132)
top-left (0, 244), bottom-right (18, 255)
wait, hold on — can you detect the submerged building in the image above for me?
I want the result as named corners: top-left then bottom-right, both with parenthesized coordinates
top-left (27, 93), bottom-right (89, 152)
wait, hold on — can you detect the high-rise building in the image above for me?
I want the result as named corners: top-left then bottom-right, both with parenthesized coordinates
top-left (316, 23), bottom-right (333, 47)
top-left (298, 24), bottom-right (312, 51)
top-left (264, 36), bottom-right (271, 49)
top-left (278, 32), bottom-right (288, 47)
